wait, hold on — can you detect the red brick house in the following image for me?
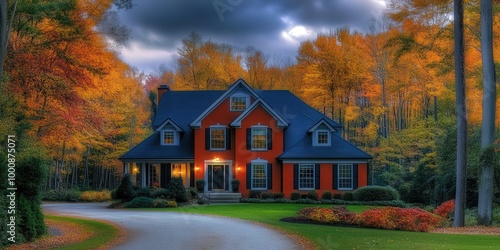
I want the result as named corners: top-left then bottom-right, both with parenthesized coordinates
top-left (120, 79), bottom-right (371, 198)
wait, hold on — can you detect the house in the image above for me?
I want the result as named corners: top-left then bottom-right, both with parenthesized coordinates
top-left (120, 79), bottom-right (372, 198)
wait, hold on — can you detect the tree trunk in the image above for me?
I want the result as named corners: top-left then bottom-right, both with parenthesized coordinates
top-left (0, 0), bottom-right (18, 82)
top-left (83, 146), bottom-right (90, 189)
top-left (453, 0), bottom-right (467, 228)
top-left (477, 0), bottom-right (496, 226)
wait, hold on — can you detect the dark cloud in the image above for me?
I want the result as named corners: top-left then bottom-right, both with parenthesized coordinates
top-left (116, 0), bottom-right (386, 73)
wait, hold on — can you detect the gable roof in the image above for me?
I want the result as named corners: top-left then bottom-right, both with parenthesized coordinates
top-left (230, 99), bottom-right (289, 128)
top-left (156, 118), bottom-right (184, 132)
top-left (190, 79), bottom-right (259, 128)
top-left (308, 119), bottom-right (336, 133)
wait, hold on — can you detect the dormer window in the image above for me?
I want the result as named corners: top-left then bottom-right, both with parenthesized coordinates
top-left (313, 130), bottom-right (331, 146)
top-left (161, 130), bottom-right (179, 145)
top-left (230, 95), bottom-right (249, 111)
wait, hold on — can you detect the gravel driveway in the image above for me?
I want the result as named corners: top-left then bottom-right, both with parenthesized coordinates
top-left (42, 203), bottom-right (301, 250)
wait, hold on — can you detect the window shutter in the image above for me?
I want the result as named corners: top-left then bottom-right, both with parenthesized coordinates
top-left (293, 164), bottom-right (298, 189)
top-left (353, 164), bottom-right (358, 189)
top-left (246, 163), bottom-right (252, 189)
top-left (160, 163), bottom-right (167, 188)
top-left (246, 128), bottom-right (251, 150)
top-left (315, 164), bottom-right (320, 190)
top-left (267, 163), bottom-right (273, 190)
top-left (267, 128), bottom-right (273, 150)
top-left (332, 164), bottom-right (338, 189)
top-left (225, 128), bottom-right (231, 150)
top-left (205, 128), bottom-right (210, 150)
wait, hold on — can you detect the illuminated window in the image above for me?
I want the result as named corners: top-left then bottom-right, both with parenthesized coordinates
top-left (230, 96), bottom-right (248, 111)
top-left (210, 128), bottom-right (226, 150)
top-left (251, 128), bottom-right (267, 150)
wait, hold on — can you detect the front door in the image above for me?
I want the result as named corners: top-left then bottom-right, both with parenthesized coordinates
top-left (208, 164), bottom-right (229, 191)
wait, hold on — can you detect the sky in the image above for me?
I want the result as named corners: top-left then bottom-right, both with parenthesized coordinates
top-left (116, 0), bottom-right (388, 75)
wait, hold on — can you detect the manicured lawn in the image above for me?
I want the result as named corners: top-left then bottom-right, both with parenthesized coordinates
top-left (148, 204), bottom-right (500, 249)
top-left (45, 215), bottom-right (118, 250)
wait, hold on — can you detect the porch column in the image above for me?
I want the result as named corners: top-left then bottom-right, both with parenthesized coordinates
top-left (141, 163), bottom-right (146, 187)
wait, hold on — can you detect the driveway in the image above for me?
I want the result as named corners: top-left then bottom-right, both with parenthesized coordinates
top-left (42, 203), bottom-right (301, 250)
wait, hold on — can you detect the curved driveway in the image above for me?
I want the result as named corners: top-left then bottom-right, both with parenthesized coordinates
top-left (42, 203), bottom-right (300, 250)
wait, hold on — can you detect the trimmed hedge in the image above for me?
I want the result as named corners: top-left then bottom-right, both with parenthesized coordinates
top-left (354, 186), bottom-right (400, 201)
top-left (241, 198), bottom-right (407, 207)
top-left (80, 190), bottom-right (111, 202)
top-left (125, 197), bottom-right (154, 208)
top-left (43, 189), bottom-right (82, 202)
top-left (153, 199), bottom-right (177, 208)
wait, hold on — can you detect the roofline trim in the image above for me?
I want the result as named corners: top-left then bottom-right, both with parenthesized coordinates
top-left (307, 118), bottom-right (337, 133)
top-left (230, 99), bottom-right (289, 128)
top-left (155, 118), bottom-right (184, 132)
top-left (190, 79), bottom-right (259, 128)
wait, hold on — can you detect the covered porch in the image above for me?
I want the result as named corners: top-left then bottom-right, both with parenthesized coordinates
top-left (123, 161), bottom-right (195, 188)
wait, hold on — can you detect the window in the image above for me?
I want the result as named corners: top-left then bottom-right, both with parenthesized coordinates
top-left (163, 130), bottom-right (175, 145)
top-left (314, 130), bottom-right (330, 146)
top-left (299, 164), bottom-right (315, 190)
top-left (210, 128), bottom-right (226, 150)
top-left (230, 96), bottom-right (248, 111)
top-left (338, 164), bottom-right (353, 190)
top-left (251, 128), bottom-right (267, 150)
top-left (251, 163), bottom-right (267, 189)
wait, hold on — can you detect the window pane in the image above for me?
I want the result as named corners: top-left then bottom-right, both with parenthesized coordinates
top-left (252, 164), bottom-right (267, 189)
top-left (231, 96), bottom-right (247, 111)
top-left (317, 131), bottom-right (329, 144)
top-left (211, 128), bottom-right (225, 149)
top-left (338, 164), bottom-right (353, 189)
top-left (252, 128), bottom-right (267, 150)
top-left (299, 164), bottom-right (315, 189)
top-left (163, 131), bottom-right (175, 144)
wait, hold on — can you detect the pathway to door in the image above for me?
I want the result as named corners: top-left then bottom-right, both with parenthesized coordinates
top-left (42, 203), bottom-right (301, 250)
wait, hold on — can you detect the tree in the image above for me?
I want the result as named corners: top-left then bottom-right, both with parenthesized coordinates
top-left (0, 0), bottom-right (18, 82)
top-left (477, 0), bottom-right (496, 226)
top-left (453, 0), bottom-right (467, 228)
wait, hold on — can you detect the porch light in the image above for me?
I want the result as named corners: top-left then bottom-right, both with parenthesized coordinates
top-left (215, 157), bottom-right (220, 161)
top-left (195, 166), bottom-right (200, 171)
top-left (132, 167), bottom-right (139, 174)
top-left (237, 167), bottom-right (241, 171)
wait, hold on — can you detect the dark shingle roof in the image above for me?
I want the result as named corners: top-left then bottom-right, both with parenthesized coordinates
top-left (120, 87), bottom-right (371, 161)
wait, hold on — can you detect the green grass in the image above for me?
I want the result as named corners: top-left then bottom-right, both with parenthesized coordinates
top-left (45, 215), bottom-right (118, 250)
top-left (145, 204), bottom-right (500, 250)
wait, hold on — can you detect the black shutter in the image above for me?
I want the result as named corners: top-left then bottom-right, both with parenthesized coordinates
top-left (145, 163), bottom-right (150, 186)
top-left (267, 163), bottom-right (273, 190)
top-left (353, 164), bottom-right (359, 189)
top-left (246, 163), bottom-right (252, 189)
top-left (160, 163), bottom-right (167, 188)
top-left (267, 128), bottom-right (273, 150)
top-left (166, 163), bottom-right (171, 186)
top-left (246, 128), bottom-right (251, 150)
top-left (293, 164), bottom-right (299, 189)
top-left (332, 164), bottom-right (338, 189)
top-left (208, 165), bottom-right (213, 191)
top-left (226, 128), bottom-right (231, 150)
top-left (315, 164), bottom-right (320, 190)
top-left (225, 165), bottom-right (230, 190)
top-left (205, 128), bottom-right (210, 150)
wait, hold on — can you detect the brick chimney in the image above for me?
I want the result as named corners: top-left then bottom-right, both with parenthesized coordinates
top-left (157, 84), bottom-right (170, 105)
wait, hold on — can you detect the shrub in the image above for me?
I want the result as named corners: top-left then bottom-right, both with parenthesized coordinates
top-left (333, 193), bottom-right (342, 200)
top-left (273, 193), bottom-right (285, 199)
top-left (261, 193), bottom-right (273, 199)
top-left (322, 191), bottom-right (333, 200)
top-left (187, 187), bottom-right (198, 200)
top-left (125, 197), bottom-right (154, 208)
top-left (166, 176), bottom-right (188, 202)
top-left (307, 190), bottom-right (318, 200)
top-left (152, 188), bottom-right (169, 199)
top-left (249, 190), bottom-right (262, 198)
top-left (357, 207), bottom-right (441, 232)
top-left (354, 186), bottom-right (400, 201)
top-left (153, 199), bottom-right (177, 208)
top-left (343, 191), bottom-right (354, 201)
top-left (434, 199), bottom-right (455, 218)
top-left (196, 179), bottom-right (205, 192)
top-left (331, 206), bottom-right (357, 225)
top-left (116, 174), bottom-right (137, 201)
top-left (290, 192), bottom-right (301, 200)
top-left (80, 190), bottom-right (111, 202)
top-left (111, 189), bottom-right (118, 200)
top-left (297, 207), bottom-right (317, 218)
top-left (43, 189), bottom-right (82, 202)
top-left (136, 187), bottom-right (152, 198)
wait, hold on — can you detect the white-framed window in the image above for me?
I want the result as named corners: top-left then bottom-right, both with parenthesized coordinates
top-left (251, 163), bottom-right (267, 190)
top-left (299, 164), bottom-right (315, 190)
top-left (210, 128), bottom-right (226, 150)
top-left (230, 95), bottom-right (249, 111)
top-left (338, 164), bottom-right (353, 190)
top-left (251, 127), bottom-right (267, 150)
top-left (161, 130), bottom-right (179, 145)
top-left (314, 130), bottom-right (330, 146)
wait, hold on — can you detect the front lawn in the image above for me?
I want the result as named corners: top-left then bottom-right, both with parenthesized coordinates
top-left (147, 204), bottom-right (499, 249)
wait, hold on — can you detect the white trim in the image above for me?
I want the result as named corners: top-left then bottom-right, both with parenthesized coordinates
top-left (204, 160), bottom-right (233, 192)
top-left (230, 94), bottom-right (250, 111)
top-left (337, 164), bottom-right (354, 191)
top-left (298, 164), bottom-right (315, 190)
top-left (313, 130), bottom-right (331, 146)
top-left (209, 127), bottom-right (226, 150)
top-left (250, 126), bottom-right (268, 151)
top-left (161, 130), bottom-right (179, 146)
top-left (283, 160), bottom-right (368, 164)
top-left (307, 119), bottom-right (336, 133)
top-left (156, 118), bottom-right (183, 132)
top-left (250, 161), bottom-right (268, 190)
top-left (230, 99), bottom-right (289, 128)
top-left (190, 79), bottom-right (259, 128)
